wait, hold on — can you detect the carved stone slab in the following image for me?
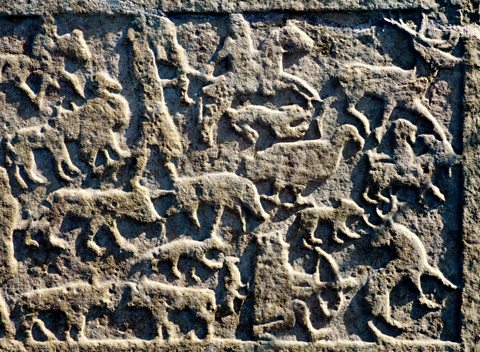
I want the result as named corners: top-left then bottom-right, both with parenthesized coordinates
top-left (0, 1), bottom-right (478, 351)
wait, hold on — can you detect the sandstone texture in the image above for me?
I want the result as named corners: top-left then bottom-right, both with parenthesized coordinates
top-left (0, 1), bottom-right (478, 351)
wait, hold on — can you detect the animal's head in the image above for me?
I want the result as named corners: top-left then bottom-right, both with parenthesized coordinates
top-left (276, 21), bottom-right (314, 53)
top-left (57, 29), bottom-right (92, 63)
top-left (338, 124), bottom-right (365, 149)
top-left (229, 14), bottom-right (252, 40)
top-left (256, 230), bottom-right (289, 253)
top-left (393, 119), bottom-right (417, 145)
top-left (95, 72), bottom-right (123, 94)
top-left (224, 256), bottom-right (240, 267)
top-left (339, 198), bottom-right (364, 215)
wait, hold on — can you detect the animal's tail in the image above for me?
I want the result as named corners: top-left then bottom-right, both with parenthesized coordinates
top-left (425, 264), bottom-right (457, 290)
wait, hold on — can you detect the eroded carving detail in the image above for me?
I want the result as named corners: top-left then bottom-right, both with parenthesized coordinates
top-left (0, 10), bottom-right (465, 349)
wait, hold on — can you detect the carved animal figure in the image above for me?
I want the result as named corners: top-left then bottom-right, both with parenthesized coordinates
top-left (136, 236), bottom-right (227, 280)
top-left (7, 72), bottom-right (131, 187)
top-left (6, 124), bottom-right (81, 188)
top-left (244, 124), bottom-right (364, 206)
top-left (0, 16), bottom-right (90, 111)
top-left (384, 15), bottom-right (461, 69)
top-left (39, 179), bottom-right (161, 254)
top-left (339, 62), bottom-right (453, 149)
top-left (128, 278), bottom-right (217, 340)
top-left (295, 198), bottom-right (369, 245)
top-left (17, 280), bottom-right (115, 342)
top-left (201, 15), bottom-right (319, 147)
top-left (161, 162), bottom-right (269, 231)
top-left (0, 168), bottom-right (19, 279)
top-left (55, 72), bottom-right (131, 173)
top-left (226, 104), bottom-right (313, 144)
top-left (253, 230), bottom-right (355, 340)
top-left (366, 213), bottom-right (457, 331)
top-left (221, 256), bottom-right (249, 316)
top-left (364, 119), bottom-right (451, 204)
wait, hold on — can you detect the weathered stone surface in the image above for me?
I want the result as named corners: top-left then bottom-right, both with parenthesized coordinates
top-left (0, 1), bottom-right (478, 351)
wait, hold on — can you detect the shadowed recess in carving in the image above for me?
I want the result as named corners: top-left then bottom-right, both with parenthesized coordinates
top-left (0, 9), bottom-right (467, 348)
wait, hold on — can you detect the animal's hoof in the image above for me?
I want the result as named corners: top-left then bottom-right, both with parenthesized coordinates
top-left (332, 235), bottom-right (344, 244)
top-left (25, 238), bottom-right (40, 248)
top-left (87, 241), bottom-right (105, 256)
top-left (419, 295), bottom-right (441, 309)
top-left (50, 237), bottom-right (68, 250)
top-left (310, 237), bottom-right (324, 245)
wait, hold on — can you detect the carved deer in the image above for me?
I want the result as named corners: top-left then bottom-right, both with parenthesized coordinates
top-left (339, 62), bottom-right (454, 151)
top-left (384, 15), bottom-right (461, 70)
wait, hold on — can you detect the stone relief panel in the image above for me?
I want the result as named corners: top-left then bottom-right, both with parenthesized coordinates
top-left (0, 7), bottom-right (473, 350)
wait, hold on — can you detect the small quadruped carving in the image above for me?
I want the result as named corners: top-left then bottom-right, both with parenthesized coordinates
top-left (15, 280), bottom-right (116, 343)
top-left (7, 72), bottom-right (131, 188)
top-left (365, 197), bottom-right (457, 342)
top-left (0, 10), bottom-right (463, 349)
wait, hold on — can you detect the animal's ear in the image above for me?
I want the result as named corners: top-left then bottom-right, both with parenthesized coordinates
top-left (285, 19), bottom-right (295, 27)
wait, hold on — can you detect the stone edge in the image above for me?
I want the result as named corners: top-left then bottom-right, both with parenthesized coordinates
top-left (0, 1), bottom-right (476, 349)
top-left (0, 0), bottom-right (432, 15)
top-left (462, 35), bottom-right (480, 351)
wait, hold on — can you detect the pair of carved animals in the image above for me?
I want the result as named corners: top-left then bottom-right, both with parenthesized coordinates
top-left (200, 14), bottom-right (320, 147)
top-left (14, 278), bottom-right (217, 342)
top-left (252, 196), bottom-right (456, 341)
top-left (27, 158), bottom-right (268, 254)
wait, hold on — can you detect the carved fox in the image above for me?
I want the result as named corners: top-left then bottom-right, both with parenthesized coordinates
top-left (160, 162), bottom-right (269, 231)
top-left (367, 217), bottom-right (457, 331)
